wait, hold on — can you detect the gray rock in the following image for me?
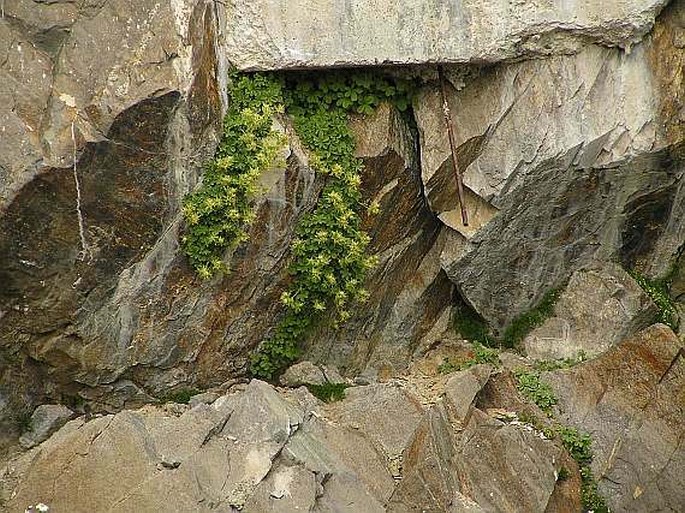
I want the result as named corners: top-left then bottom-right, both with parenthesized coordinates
top-left (524, 264), bottom-right (658, 360)
top-left (279, 361), bottom-right (345, 388)
top-left (419, 2), bottom-right (685, 329)
top-left (224, 0), bottom-right (666, 70)
top-left (545, 324), bottom-right (685, 512)
top-left (19, 404), bottom-right (74, 449)
top-left (188, 391), bottom-right (219, 408)
top-left (443, 364), bottom-right (492, 424)
top-left (445, 145), bottom-right (685, 332)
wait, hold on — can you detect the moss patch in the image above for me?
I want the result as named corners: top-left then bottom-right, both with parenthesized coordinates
top-left (501, 287), bottom-right (562, 348)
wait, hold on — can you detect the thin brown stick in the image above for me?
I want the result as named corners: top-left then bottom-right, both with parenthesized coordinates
top-left (438, 66), bottom-right (469, 226)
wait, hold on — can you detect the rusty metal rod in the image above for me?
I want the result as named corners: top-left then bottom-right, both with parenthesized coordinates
top-left (438, 66), bottom-right (469, 227)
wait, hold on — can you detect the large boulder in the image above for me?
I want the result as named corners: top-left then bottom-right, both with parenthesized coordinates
top-left (523, 265), bottom-right (658, 360)
top-left (224, 0), bottom-right (667, 70)
top-left (545, 324), bottom-right (685, 513)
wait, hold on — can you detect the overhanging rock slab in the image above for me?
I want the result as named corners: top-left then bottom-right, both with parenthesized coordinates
top-left (224, 0), bottom-right (668, 70)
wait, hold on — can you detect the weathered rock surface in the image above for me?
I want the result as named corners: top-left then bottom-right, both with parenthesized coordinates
top-left (280, 361), bottom-right (345, 388)
top-left (224, 0), bottom-right (667, 70)
top-left (419, 1), bottom-right (685, 328)
top-left (545, 324), bottom-right (685, 513)
top-left (5, 333), bottom-right (684, 512)
top-left (524, 265), bottom-right (658, 360)
top-left (18, 404), bottom-right (74, 449)
top-left (0, 49), bottom-right (448, 449)
top-left (448, 144), bottom-right (685, 331)
top-left (0, 371), bottom-right (574, 512)
top-left (0, 0), bottom-right (226, 446)
top-left (302, 103), bottom-right (453, 377)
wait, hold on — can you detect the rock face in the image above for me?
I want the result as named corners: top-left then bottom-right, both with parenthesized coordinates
top-left (523, 265), bottom-right (658, 360)
top-left (417, 0), bottom-right (685, 329)
top-left (224, 0), bottom-right (667, 70)
top-left (0, 10), bottom-right (450, 447)
top-left (2, 1), bottom-right (685, 509)
top-left (18, 404), bottom-right (74, 449)
top-left (546, 324), bottom-right (685, 513)
top-left (0, 0), bottom-right (228, 447)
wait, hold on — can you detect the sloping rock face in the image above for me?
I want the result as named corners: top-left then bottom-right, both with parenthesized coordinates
top-left (0, 0), bottom-right (227, 446)
top-left (523, 265), bottom-right (658, 360)
top-left (420, 1), bottom-right (685, 329)
top-left (546, 324), bottom-right (685, 512)
top-left (224, 0), bottom-right (667, 70)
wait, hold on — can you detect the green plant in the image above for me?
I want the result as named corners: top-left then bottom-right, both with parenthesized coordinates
top-left (165, 388), bottom-right (200, 404)
top-left (438, 358), bottom-right (460, 375)
top-left (628, 269), bottom-right (679, 331)
top-left (556, 425), bottom-right (593, 465)
top-left (282, 70), bottom-right (418, 116)
top-left (580, 466), bottom-right (609, 513)
top-left (533, 352), bottom-right (587, 372)
top-left (16, 410), bottom-right (33, 433)
top-left (250, 72), bottom-right (417, 379)
top-left (438, 342), bottom-right (500, 374)
top-left (502, 287), bottom-right (562, 348)
top-left (557, 466), bottom-right (571, 481)
top-left (306, 383), bottom-right (349, 403)
top-left (515, 373), bottom-right (609, 510)
top-left (514, 370), bottom-right (558, 416)
top-left (453, 301), bottom-right (497, 346)
top-left (556, 426), bottom-right (609, 512)
top-left (181, 72), bottom-right (286, 278)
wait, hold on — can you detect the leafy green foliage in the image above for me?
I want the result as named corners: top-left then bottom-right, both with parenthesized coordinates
top-left (438, 342), bottom-right (501, 374)
top-left (306, 383), bottom-right (349, 403)
top-left (181, 73), bottom-right (286, 278)
top-left (580, 466), bottom-right (610, 513)
top-left (514, 370), bottom-right (558, 416)
top-left (628, 269), bottom-right (679, 331)
top-left (252, 71), bottom-right (419, 380)
top-left (182, 70), bottom-right (416, 378)
top-left (453, 301), bottom-right (497, 346)
top-left (557, 425), bottom-right (593, 465)
top-left (557, 426), bottom-right (609, 512)
top-left (282, 70), bottom-right (418, 116)
top-left (515, 369), bottom-right (609, 511)
top-left (557, 466), bottom-right (571, 481)
top-left (502, 287), bottom-right (562, 348)
top-left (532, 352), bottom-right (587, 372)
top-left (165, 388), bottom-right (200, 404)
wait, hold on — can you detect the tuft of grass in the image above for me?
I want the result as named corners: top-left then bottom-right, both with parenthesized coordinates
top-left (514, 370), bottom-right (558, 416)
top-left (502, 287), bottom-right (562, 348)
top-left (628, 269), bottom-right (679, 331)
top-left (438, 342), bottom-right (500, 375)
top-left (306, 383), bottom-right (348, 403)
top-left (532, 352), bottom-right (587, 372)
top-left (164, 388), bottom-right (200, 405)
